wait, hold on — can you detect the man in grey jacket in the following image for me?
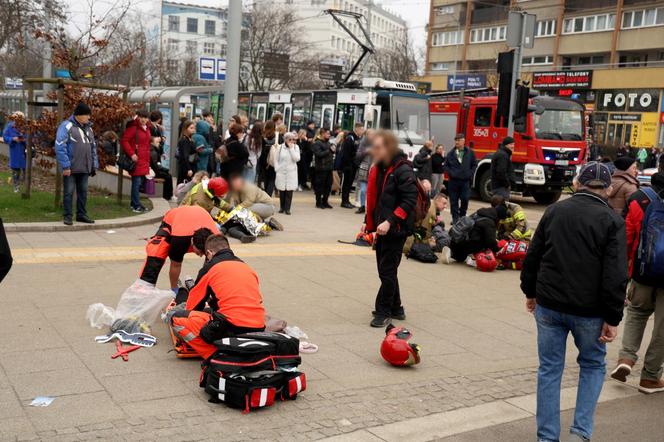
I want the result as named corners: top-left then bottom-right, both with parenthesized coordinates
top-left (55, 103), bottom-right (98, 225)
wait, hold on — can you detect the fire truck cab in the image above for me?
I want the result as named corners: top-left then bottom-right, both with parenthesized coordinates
top-left (430, 94), bottom-right (586, 204)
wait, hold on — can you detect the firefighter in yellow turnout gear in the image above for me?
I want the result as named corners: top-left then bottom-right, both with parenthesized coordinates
top-left (498, 202), bottom-right (532, 241)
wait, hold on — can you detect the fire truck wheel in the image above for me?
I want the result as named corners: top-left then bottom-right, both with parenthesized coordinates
top-left (533, 191), bottom-right (562, 205)
top-left (477, 170), bottom-right (492, 202)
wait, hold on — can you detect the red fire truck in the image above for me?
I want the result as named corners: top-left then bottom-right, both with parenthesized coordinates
top-left (430, 93), bottom-right (587, 204)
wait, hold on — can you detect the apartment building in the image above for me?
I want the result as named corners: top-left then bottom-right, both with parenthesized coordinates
top-left (160, 1), bottom-right (231, 77)
top-left (424, 0), bottom-right (664, 147)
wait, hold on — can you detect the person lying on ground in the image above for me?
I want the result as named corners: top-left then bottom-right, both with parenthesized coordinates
top-left (442, 202), bottom-right (508, 266)
top-left (139, 205), bottom-right (219, 292)
top-left (169, 233), bottom-right (266, 360)
top-left (403, 192), bottom-right (449, 255)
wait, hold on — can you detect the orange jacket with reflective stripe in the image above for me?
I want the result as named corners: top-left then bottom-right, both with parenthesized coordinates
top-left (186, 250), bottom-right (265, 329)
top-left (162, 205), bottom-right (219, 237)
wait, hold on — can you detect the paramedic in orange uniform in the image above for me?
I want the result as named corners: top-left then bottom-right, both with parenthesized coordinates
top-left (170, 233), bottom-right (265, 359)
top-left (139, 205), bottom-right (219, 291)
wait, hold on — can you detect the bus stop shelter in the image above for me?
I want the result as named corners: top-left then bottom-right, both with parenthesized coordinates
top-left (127, 86), bottom-right (222, 174)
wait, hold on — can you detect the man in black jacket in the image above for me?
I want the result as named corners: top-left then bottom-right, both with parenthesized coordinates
top-left (363, 130), bottom-right (418, 328)
top-left (340, 123), bottom-right (364, 208)
top-left (520, 162), bottom-right (627, 442)
top-left (443, 204), bottom-right (507, 265)
top-left (490, 136), bottom-right (515, 200)
top-left (413, 140), bottom-right (433, 190)
top-left (312, 128), bottom-right (335, 209)
top-left (444, 134), bottom-right (478, 223)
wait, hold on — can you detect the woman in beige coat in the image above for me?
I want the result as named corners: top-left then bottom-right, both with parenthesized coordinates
top-left (607, 156), bottom-right (639, 215)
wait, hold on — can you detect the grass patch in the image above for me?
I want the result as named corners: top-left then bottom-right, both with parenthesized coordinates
top-left (0, 172), bottom-right (152, 223)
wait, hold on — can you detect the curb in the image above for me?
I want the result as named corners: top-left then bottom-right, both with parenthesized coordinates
top-left (4, 197), bottom-right (171, 233)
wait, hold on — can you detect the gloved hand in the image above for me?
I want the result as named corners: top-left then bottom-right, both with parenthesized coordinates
top-left (90, 169), bottom-right (96, 177)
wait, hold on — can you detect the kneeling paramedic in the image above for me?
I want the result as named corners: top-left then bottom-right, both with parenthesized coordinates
top-left (170, 233), bottom-right (266, 360)
top-left (140, 205), bottom-right (219, 292)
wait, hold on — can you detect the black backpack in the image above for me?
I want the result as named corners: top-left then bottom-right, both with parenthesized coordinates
top-left (407, 242), bottom-right (438, 263)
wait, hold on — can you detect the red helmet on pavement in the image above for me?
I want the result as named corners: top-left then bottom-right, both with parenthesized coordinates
top-left (380, 324), bottom-right (421, 366)
top-left (207, 178), bottom-right (228, 197)
top-left (474, 249), bottom-right (498, 272)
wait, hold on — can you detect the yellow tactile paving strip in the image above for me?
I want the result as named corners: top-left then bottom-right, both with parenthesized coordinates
top-left (12, 242), bottom-right (373, 264)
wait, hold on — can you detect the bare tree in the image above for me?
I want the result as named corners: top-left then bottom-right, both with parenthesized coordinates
top-left (371, 32), bottom-right (418, 82)
top-left (34, 0), bottom-right (133, 81)
top-left (0, 0), bottom-right (63, 53)
top-left (240, 5), bottom-right (321, 91)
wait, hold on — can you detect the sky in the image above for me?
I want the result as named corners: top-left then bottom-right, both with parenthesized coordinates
top-left (64, 0), bottom-right (429, 51)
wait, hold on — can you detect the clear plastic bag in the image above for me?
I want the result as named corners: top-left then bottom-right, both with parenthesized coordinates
top-left (86, 303), bottom-right (115, 329)
top-left (86, 279), bottom-right (174, 329)
top-left (114, 279), bottom-right (174, 326)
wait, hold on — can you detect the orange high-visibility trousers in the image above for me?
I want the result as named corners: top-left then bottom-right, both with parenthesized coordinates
top-left (171, 310), bottom-right (217, 360)
top-left (139, 235), bottom-right (171, 285)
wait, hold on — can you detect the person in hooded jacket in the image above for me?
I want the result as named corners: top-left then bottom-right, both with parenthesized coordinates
top-left (491, 136), bottom-right (516, 200)
top-left (443, 204), bottom-right (507, 265)
top-left (2, 111), bottom-right (26, 193)
top-left (363, 130), bottom-right (418, 328)
top-left (220, 122), bottom-right (249, 180)
top-left (413, 140), bottom-right (433, 186)
top-left (610, 172), bottom-right (664, 394)
top-left (193, 120), bottom-right (213, 173)
top-left (607, 156), bottom-right (639, 215)
top-left (121, 109), bottom-right (152, 212)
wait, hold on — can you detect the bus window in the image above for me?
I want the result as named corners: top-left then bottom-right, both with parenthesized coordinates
top-left (322, 105), bottom-right (334, 130)
top-left (291, 93), bottom-right (312, 131)
top-left (391, 96), bottom-right (429, 145)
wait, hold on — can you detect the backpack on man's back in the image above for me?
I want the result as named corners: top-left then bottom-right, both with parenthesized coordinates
top-left (637, 187), bottom-right (664, 282)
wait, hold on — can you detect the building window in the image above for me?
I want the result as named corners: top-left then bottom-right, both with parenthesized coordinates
top-left (167, 39), bottom-right (179, 52)
top-left (435, 5), bottom-right (454, 15)
top-left (522, 55), bottom-right (553, 66)
top-left (168, 16), bottom-right (180, 32)
top-left (535, 19), bottom-right (556, 37)
top-left (187, 17), bottom-right (198, 33)
top-left (432, 30), bottom-right (462, 46)
top-left (167, 59), bottom-right (178, 71)
top-left (203, 42), bottom-right (215, 55)
top-left (430, 62), bottom-right (450, 71)
top-left (186, 40), bottom-right (197, 53)
top-left (577, 55), bottom-right (604, 66)
top-left (622, 7), bottom-right (664, 29)
top-left (563, 13), bottom-right (614, 34)
top-left (205, 20), bottom-right (215, 35)
top-left (470, 25), bottom-right (506, 43)
top-left (220, 44), bottom-right (227, 57)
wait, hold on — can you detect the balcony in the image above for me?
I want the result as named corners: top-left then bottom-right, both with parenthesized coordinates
top-left (471, 0), bottom-right (509, 25)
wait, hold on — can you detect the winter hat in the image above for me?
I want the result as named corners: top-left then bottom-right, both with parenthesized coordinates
top-left (614, 156), bottom-right (636, 171)
top-left (207, 177), bottom-right (228, 197)
top-left (495, 204), bottom-right (508, 220)
top-left (73, 102), bottom-right (92, 116)
top-left (577, 161), bottom-right (612, 189)
top-left (454, 133), bottom-right (465, 140)
top-left (502, 136), bottom-right (515, 146)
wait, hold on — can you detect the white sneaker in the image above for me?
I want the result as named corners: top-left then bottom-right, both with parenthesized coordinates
top-left (464, 255), bottom-right (477, 268)
top-left (441, 246), bottom-right (452, 264)
top-left (297, 186), bottom-right (303, 192)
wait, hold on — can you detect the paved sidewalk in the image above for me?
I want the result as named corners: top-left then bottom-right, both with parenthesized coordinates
top-left (1, 192), bottom-right (655, 441)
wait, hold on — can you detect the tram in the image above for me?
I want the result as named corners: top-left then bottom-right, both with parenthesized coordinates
top-left (211, 78), bottom-right (430, 158)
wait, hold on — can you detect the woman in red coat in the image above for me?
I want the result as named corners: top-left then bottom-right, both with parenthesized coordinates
top-left (121, 110), bottom-right (152, 212)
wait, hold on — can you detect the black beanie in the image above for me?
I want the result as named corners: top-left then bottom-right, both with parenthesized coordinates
top-left (502, 136), bottom-right (515, 146)
top-left (73, 102), bottom-right (91, 116)
top-left (614, 156), bottom-right (636, 171)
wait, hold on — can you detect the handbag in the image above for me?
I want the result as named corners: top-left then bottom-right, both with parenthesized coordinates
top-left (118, 126), bottom-right (139, 173)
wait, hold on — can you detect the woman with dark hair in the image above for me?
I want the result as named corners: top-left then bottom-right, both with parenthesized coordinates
top-left (176, 120), bottom-right (196, 184)
top-left (363, 130), bottom-right (418, 328)
top-left (259, 121), bottom-right (278, 195)
top-left (220, 123), bottom-right (249, 179)
top-left (121, 109), bottom-right (152, 212)
top-left (245, 121), bottom-right (263, 183)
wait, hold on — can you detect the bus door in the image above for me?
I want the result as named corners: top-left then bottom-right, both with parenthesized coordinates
top-left (283, 103), bottom-right (292, 129)
top-left (321, 104), bottom-right (335, 130)
top-left (312, 91), bottom-right (337, 130)
top-left (336, 104), bottom-right (365, 131)
top-left (250, 94), bottom-right (269, 124)
top-left (290, 93), bottom-right (313, 131)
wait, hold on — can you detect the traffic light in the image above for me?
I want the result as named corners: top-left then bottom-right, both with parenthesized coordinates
top-left (513, 83), bottom-right (530, 133)
top-left (496, 51), bottom-right (513, 127)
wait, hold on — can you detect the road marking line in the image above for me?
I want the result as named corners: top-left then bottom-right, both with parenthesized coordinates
top-left (12, 242), bottom-right (373, 264)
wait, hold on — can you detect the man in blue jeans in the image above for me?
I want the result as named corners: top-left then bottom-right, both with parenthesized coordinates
top-left (55, 103), bottom-right (98, 225)
top-left (444, 134), bottom-right (477, 223)
top-left (520, 162), bottom-right (627, 442)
